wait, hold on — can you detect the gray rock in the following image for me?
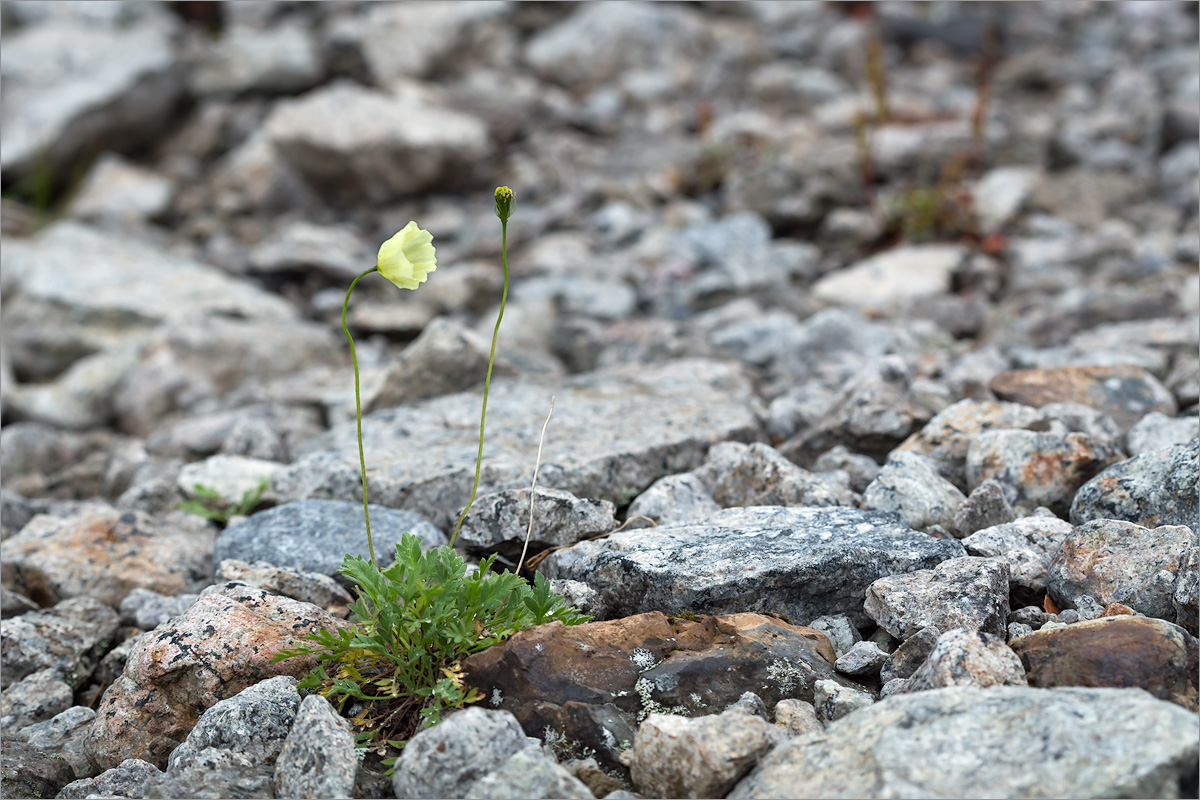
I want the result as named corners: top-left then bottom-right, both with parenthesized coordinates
top-left (966, 428), bottom-right (1123, 515)
top-left (274, 694), bottom-right (357, 800)
top-left (1047, 519), bottom-right (1196, 621)
top-left (862, 451), bottom-right (966, 532)
top-left (525, 1), bottom-right (708, 88)
top-left (191, 23), bottom-right (323, 96)
top-left (879, 627), bottom-right (940, 683)
top-left (962, 515), bottom-right (1075, 597)
top-left (893, 399), bottom-right (1045, 490)
top-left (0, 740), bottom-right (75, 800)
top-left (727, 687), bottom-right (1200, 799)
top-left (214, 559), bottom-right (353, 618)
top-left (626, 473), bottom-right (721, 528)
top-left (1007, 605), bottom-right (1047, 629)
top-left (1071, 438), bottom-right (1199, 533)
top-left (726, 691), bottom-right (770, 721)
top-left (0, 668), bottom-right (73, 731)
top-left (805, 615), bottom-right (861, 661)
top-left (865, 557), bottom-right (1010, 641)
top-left (265, 80), bottom-right (488, 203)
top-left (166, 676), bottom-right (301, 773)
top-left (811, 245), bottom-right (965, 311)
top-left (113, 313), bottom-right (341, 438)
top-left (1174, 548), bottom-right (1199, 635)
top-left (214, 499), bottom-right (446, 586)
top-left (248, 221), bottom-right (373, 281)
top-left (1, 222), bottom-right (297, 384)
top-left (950, 479), bottom-right (1016, 538)
top-left (1036, 402), bottom-right (1125, 447)
top-left (456, 487), bottom-right (616, 560)
top-left (464, 747), bottom-right (595, 800)
top-left (1073, 593), bottom-right (1105, 621)
top-left (1, 585), bottom-right (38, 618)
top-left (118, 588), bottom-right (200, 630)
top-left (1007, 622), bottom-right (1034, 641)
top-left (546, 579), bottom-right (602, 619)
top-left (772, 699), bottom-right (822, 737)
top-left (694, 442), bottom-right (858, 509)
top-left (835, 642), bottom-right (889, 677)
top-left (151, 747), bottom-right (273, 799)
top-left (4, 343), bottom-right (144, 431)
top-left (57, 758), bottom-right (163, 800)
top-left (355, 1), bottom-right (509, 83)
top-left (1127, 412), bottom-right (1200, 456)
top-left (271, 359), bottom-right (762, 532)
top-left (66, 153), bottom-right (173, 224)
top-left (0, 596), bottom-right (119, 689)
top-left (902, 629), bottom-right (1027, 693)
top-left (541, 506), bottom-right (966, 627)
top-left (780, 356), bottom-right (936, 466)
top-left (392, 707), bottom-right (537, 799)
top-left (629, 707), bottom-right (778, 799)
top-left (1, 19), bottom-right (183, 181)
top-left (367, 317), bottom-right (515, 411)
top-left (0, 505), bottom-right (215, 608)
top-left (811, 446), bottom-right (881, 494)
top-left (812, 678), bottom-right (874, 724)
top-left (973, 167), bottom-right (1039, 235)
top-left (9, 705), bottom-right (96, 782)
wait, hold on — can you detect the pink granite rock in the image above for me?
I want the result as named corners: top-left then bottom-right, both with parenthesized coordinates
top-left (84, 582), bottom-right (347, 770)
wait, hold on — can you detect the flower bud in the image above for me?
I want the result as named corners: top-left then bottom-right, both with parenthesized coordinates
top-left (494, 186), bottom-right (514, 222)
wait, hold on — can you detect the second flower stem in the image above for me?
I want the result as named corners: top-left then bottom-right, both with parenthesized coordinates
top-left (450, 219), bottom-right (508, 547)
top-left (343, 266), bottom-right (379, 568)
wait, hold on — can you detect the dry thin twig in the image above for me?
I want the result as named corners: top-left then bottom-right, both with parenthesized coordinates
top-left (517, 396), bottom-right (554, 574)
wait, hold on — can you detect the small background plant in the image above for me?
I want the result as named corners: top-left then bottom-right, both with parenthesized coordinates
top-left (178, 477), bottom-right (270, 524)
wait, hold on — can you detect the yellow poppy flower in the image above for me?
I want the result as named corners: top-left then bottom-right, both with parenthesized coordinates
top-left (377, 221), bottom-right (436, 290)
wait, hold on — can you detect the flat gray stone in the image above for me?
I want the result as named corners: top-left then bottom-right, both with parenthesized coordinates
top-left (1, 20), bottom-right (183, 180)
top-left (271, 359), bottom-right (762, 532)
top-left (0, 668), bottom-right (72, 732)
top-left (728, 687), bottom-right (1199, 799)
top-left (541, 506), bottom-right (965, 627)
top-left (214, 499), bottom-right (445, 585)
top-left (835, 642), bottom-right (889, 677)
top-left (694, 441), bottom-right (857, 509)
top-left (812, 679), bottom-right (874, 724)
top-left (265, 80), bottom-right (488, 203)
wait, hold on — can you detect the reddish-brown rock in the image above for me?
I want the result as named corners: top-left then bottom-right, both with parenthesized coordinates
top-left (0, 506), bottom-right (214, 608)
top-left (1010, 615), bottom-right (1198, 711)
top-left (84, 582), bottom-right (347, 770)
top-left (462, 611), bottom-right (851, 772)
top-left (989, 365), bottom-right (1176, 431)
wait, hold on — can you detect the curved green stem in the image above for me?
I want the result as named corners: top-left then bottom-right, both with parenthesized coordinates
top-left (343, 266), bottom-right (380, 568)
top-left (450, 219), bottom-right (508, 547)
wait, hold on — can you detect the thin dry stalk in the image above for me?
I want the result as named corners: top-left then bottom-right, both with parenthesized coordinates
top-left (517, 396), bottom-right (555, 574)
